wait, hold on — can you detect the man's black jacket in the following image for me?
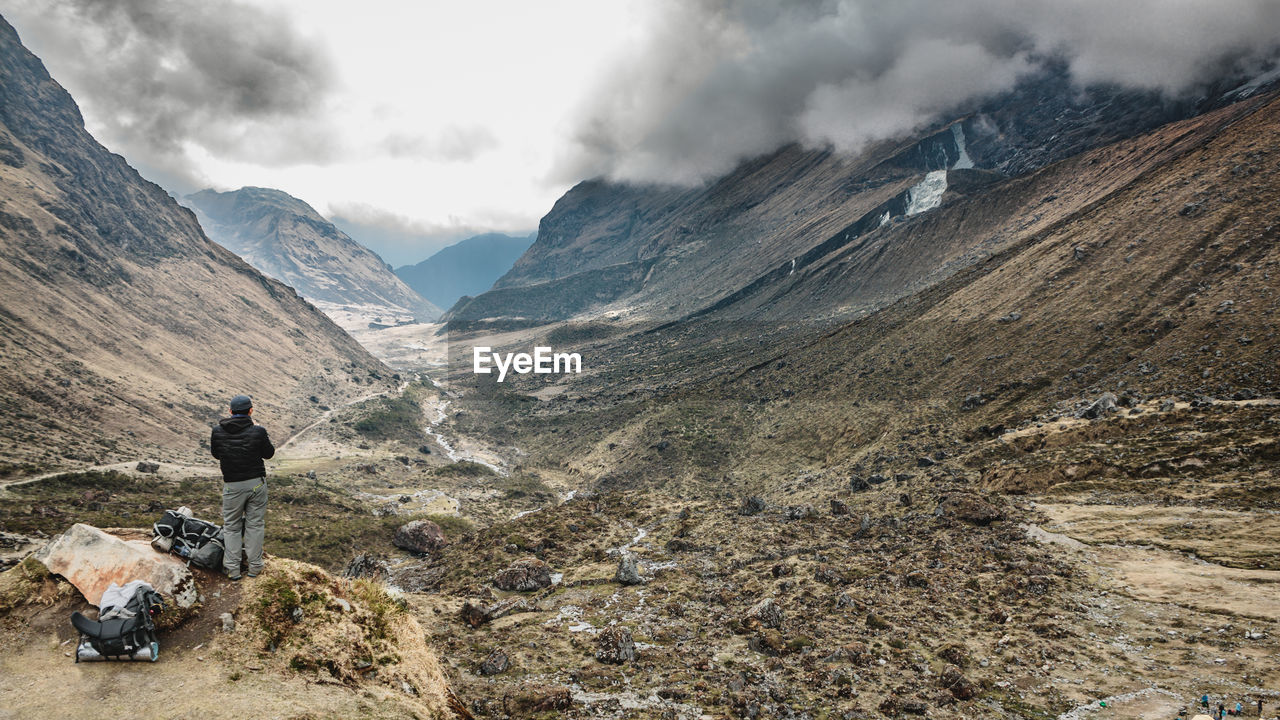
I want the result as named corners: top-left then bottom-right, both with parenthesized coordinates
top-left (210, 416), bottom-right (275, 482)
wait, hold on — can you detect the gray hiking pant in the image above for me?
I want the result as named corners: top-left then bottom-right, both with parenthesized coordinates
top-left (222, 476), bottom-right (267, 577)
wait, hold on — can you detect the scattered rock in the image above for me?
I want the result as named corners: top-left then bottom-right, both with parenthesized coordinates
top-left (940, 664), bottom-right (977, 700)
top-left (738, 496), bottom-right (767, 516)
top-left (614, 552), bottom-right (643, 585)
top-left (333, 598), bottom-right (352, 613)
top-left (493, 557), bottom-right (552, 592)
top-left (596, 625), bottom-right (635, 664)
top-left (938, 494), bottom-right (1004, 526)
top-left (343, 553), bottom-right (390, 581)
top-left (305, 470), bottom-right (317, 480)
top-left (134, 461), bottom-right (160, 474)
top-left (744, 598), bottom-right (783, 630)
top-left (785, 504), bottom-right (817, 520)
top-left (1077, 392), bottom-right (1118, 419)
top-left (393, 519), bottom-right (446, 555)
top-left (219, 612), bottom-right (235, 633)
top-left (830, 499), bottom-right (850, 515)
top-left (290, 607), bottom-right (304, 623)
top-left (479, 648), bottom-right (510, 676)
top-left (33, 523), bottom-right (197, 609)
top-left (417, 445), bottom-right (433, 455)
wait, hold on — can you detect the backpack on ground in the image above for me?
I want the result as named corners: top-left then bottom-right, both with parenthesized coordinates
top-left (152, 507), bottom-right (224, 570)
top-left (71, 580), bottom-right (164, 662)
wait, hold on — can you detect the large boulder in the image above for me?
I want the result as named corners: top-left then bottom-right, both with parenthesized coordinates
top-left (614, 552), bottom-right (643, 585)
top-left (393, 519), bottom-right (446, 555)
top-left (33, 523), bottom-right (197, 609)
top-left (493, 557), bottom-right (552, 592)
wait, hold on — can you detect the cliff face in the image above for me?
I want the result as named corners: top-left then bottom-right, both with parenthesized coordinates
top-left (185, 187), bottom-right (441, 321)
top-left (0, 16), bottom-right (392, 474)
top-left (448, 65), bottom-right (1272, 330)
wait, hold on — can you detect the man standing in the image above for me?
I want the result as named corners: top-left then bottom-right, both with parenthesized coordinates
top-left (210, 394), bottom-right (273, 580)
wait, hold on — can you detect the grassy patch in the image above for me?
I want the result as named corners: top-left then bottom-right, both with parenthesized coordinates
top-left (426, 461), bottom-right (496, 478)
top-left (493, 473), bottom-right (554, 501)
top-left (0, 471), bottom-right (419, 572)
top-left (0, 556), bottom-right (73, 615)
top-left (352, 395), bottom-right (423, 443)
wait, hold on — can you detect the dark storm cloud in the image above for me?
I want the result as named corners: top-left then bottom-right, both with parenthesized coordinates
top-left (1, 0), bottom-right (338, 190)
top-left (562, 0), bottom-right (1280, 185)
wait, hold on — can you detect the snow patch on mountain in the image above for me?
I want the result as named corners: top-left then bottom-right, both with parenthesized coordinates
top-left (906, 170), bottom-right (948, 216)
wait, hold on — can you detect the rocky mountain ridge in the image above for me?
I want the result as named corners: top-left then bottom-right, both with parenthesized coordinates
top-left (185, 186), bottom-right (441, 322)
top-left (447, 63), bottom-right (1280, 331)
top-left (0, 16), bottom-right (392, 475)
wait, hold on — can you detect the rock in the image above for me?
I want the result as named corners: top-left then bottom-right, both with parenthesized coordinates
top-left (738, 496), bottom-right (767, 516)
top-left (940, 664), bottom-right (977, 700)
top-left (1077, 392), bottom-right (1118, 419)
top-left (849, 475), bottom-right (870, 492)
top-left (219, 612), bottom-right (236, 632)
top-left (291, 607), bottom-right (304, 623)
top-left (830, 499), bottom-right (849, 515)
top-left (997, 311), bottom-right (1021, 323)
top-left (867, 473), bottom-right (890, 485)
top-left (333, 598), bottom-right (352, 613)
top-left (418, 445), bottom-right (432, 455)
top-left (615, 552), bottom-right (643, 585)
top-left (785, 504), bottom-right (817, 520)
top-left (305, 470), bottom-right (317, 480)
top-left (34, 523), bottom-right (197, 609)
top-left (916, 456), bottom-right (936, 467)
top-left (135, 461), bottom-right (160, 474)
top-left (398, 495), bottom-right (411, 504)
top-left (899, 493), bottom-right (913, 507)
top-left (343, 553), bottom-right (390, 581)
top-left (479, 648), bottom-right (510, 676)
top-left (939, 495), bottom-right (1004, 526)
top-left (814, 565), bottom-right (845, 585)
top-left (596, 625), bottom-right (635, 664)
top-left (393, 520), bottom-right (446, 555)
top-left (854, 514), bottom-right (873, 539)
top-left (961, 392), bottom-right (988, 411)
top-left (745, 598), bottom-right (783, 630)
top-left (493, 557), bottom-right (552, 592)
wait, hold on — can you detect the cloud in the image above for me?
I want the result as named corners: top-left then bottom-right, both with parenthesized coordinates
top-left (1, 0), bottom-right (338, 190)
top-left (378, 125), bottom-right (500, 163)
top-left (561, 0), bottom-right (1280, 185)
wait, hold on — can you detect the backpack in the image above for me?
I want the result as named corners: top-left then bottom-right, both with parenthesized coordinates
top-left (71, 582), bottom-right (164, 662)
top-left (153, 508), bottom-right (224, 570)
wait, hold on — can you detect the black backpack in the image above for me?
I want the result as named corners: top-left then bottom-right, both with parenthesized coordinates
top-left (153, 509), bottom-right (225, 570)
top-left (71, 585), bottom-right (164, 662)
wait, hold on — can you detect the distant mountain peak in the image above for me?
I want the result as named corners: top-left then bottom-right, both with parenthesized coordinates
top-left (184, 186), bottom-right (440, 321)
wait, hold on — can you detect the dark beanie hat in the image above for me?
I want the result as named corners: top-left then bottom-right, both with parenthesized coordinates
top-left (230, 394), bottom-right (253, 413)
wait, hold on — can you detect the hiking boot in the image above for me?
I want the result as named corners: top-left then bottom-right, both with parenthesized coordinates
top-left (227, 574), bottom-right (242, 582)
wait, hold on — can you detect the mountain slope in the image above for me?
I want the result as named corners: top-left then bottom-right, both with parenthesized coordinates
top-left (394, 232), bottom-right (533, 311)
top-left (447, 66), bottom-right (1273, 330)
top-left (185, 187), bottom-right (441, 321)
top-left (0, 16), bottom-right (392, 475)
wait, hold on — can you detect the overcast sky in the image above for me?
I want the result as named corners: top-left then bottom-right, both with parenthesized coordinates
top-left (3, 1), bottom-right (1278, 265)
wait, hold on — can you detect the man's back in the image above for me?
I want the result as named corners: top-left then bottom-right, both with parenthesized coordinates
top-left (210, 415), bottom-right (275, 482)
